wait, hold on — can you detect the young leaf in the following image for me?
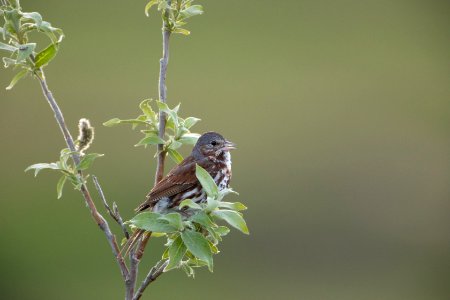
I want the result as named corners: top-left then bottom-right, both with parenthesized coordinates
top-left (181, 229), bottom-right (213, 272)
top-left (183, 117), bottom-right (200, 129)
top-left (167, 148), bottom-right (183, 163)
top-left (178, 133), bottom-right (200, 145)
top-left (56, 175), bottom-right (67, 199)
top-left (145, 0), bottom-right (160, 17)
top-left (135, 135), bottom-right (165, 146)
top-left (159, 213), bottom-right (183, 231)
top-left (190, 211), bottom-right (216, 228)
top-left (195, 164), bottom-right (218, 198)
top-left (179, 5), bottom-right (204, 19)
top-left (0, 42), bottom-right (18, 52)
top-left (16, 43), bottom-right (36, 62)
top-left (212, 210), bottom-right (249, 235)
top-left (214, 226), bottom-right (230, 237)
top-left (25, 162), bottom-right (60, 177)
top-left (103, 118), bottom-right (122, 127)
top-left (165, 235), bottom-right (187, 271)
top-left (22, 12), bottom-right (43, 27)
top-left (5, 69), bottom-right (27, 90)
top-left (128, 212), bottom-right (178, 233)
top-left (76, 153), bottom-right (104, 170)
top-left (179, 199), bottom-right (202, 210)
top-left (34, 43), bottom-right (58, 69)
top-left (218, 202), bottom-right (247, 211)
top-left (173, 28), bottom-right (190, 35)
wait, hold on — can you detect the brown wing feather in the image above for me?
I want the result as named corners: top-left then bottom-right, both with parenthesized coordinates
top-left (135, 156), bottom-right (207, 212)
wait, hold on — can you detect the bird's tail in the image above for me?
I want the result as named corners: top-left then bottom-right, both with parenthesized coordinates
top-left (119, 229), bottom-right (151, 258)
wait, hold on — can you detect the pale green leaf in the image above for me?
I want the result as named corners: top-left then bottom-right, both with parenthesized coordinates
top-left (190, 211), bottom-right (216, 228)
top-left (212, 210), bottom-right (249, 235)
top-left (218, 201), bottom-right (247, 211)
top-left (184, 117), bottom-right (201, 129)
top-left (77, 153), bottom-right (104, 170)
top-left (145, 0), bottom-right (159, 17)
top-left (179, 5), bottom-right (204, 19)
top-left (165, 235), bottom-right (187, 271)
top-left (25, 162), bottom-right (60, 177)
top-left (16, 43), bottom-right (36, 62)
top-left (103, 118), bottom-right (122, 127)
top-left (181, 230), bottom-right (213, 271)
top-left (22, 12), bottom-right (43, 27)
top-left (128, 212), bottom-right (178, 233)
top-left (195, 164), bottom-right (218, 198)
top-left (178, 133), bottom-right (200, 145)
top-left (173, 28), bottom-right (190, 35)
top-left (0, 41), bottom-right (17, 52)
top-left (56, 175), bottom-right (67, 199)
top-left (135, 135), bottom-right (165, 146)
top-left (5, 69), bottom-right (27, 90)
top-left (159, 213), bottom-right (183, 231)
top-left (167, 148), bottom-right (183, 163)
top-left (179, 199), bottom-right (202, 210)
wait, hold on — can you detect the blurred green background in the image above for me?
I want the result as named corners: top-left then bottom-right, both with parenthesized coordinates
top-left (1, 0), bottom-right (449, 299)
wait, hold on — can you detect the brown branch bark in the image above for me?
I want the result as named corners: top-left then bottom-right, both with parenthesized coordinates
top-left (133, 260), bottom-right (169, 300)
top-left (35, 70), bottom-right (129, 283)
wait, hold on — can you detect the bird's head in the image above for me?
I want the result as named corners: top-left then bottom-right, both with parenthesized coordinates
top-left (193, 131), bottom-right (236, 159)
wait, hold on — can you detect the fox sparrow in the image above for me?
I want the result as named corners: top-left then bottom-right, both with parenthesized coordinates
top-left (136, 131), bottom-right (236, 213)
top-left (123, 132), bottom-right (236, 255)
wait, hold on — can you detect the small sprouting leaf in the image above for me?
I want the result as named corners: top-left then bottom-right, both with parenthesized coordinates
top-left (5, 69), bottom-right (27, 90)
top-left (135, 135), bottom-right (165, 147)
top-left (16, 43), bottom-right (36, 62)
top-left (179, 199), bottom-right (202, 210)
top-left (190, 211), bottom-right (216, 228)
top-left (195, 164), bottom-right (218, 198)
top-left (103, 118), bottom-right (122, 127)
top-left (178, 133), bottom-right (200, 145)
top-left (183, 117), bottom-right (200, 129)
top-left (22, 12), bottom-right (43, 27)
top-left (173, 28), bottom-right (190, 35)
top-left (0, 42), bottom-right (18, 52)
top-left (218, 202), bottom-right (247, 211)
top-left (128, 212), bottom-right (178, 233)
top-left (179, 5), bottom-right (204, 19)
top-left (167, 148), bottom-right (183, 163)
top-left (212, 210), bottom-right (249, 235)
top-left (181, 264), bottom-right (195, 277)
top-left (214, 226), bottom-right (230, 237)
top-left (165, 235), bottom-right (187, 271)
top-left (139, 99), bottom-right (157, 120)
top-left (25, 162), bottom-right (61, 177)
top-left (145, 0), bottom-right (160, 17)
top-left (34, 43), bottom-right (58, 69)
top-left (181, 229), bottom-right (213, 272)
top-left (76, 153), bottom-right (104, 170)
top-left (159, 213), bottom-right (183, 231)
top-left (56, 175), bottom-right (67, 199)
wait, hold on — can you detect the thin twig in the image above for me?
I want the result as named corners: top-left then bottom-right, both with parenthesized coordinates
top-left (155, 0), bottom-right (172, 185)
top-left (35, 70), bottom-right (129, 281)
top-left (92, 175), bottom-right (130, 239)
top-left (133, 260), bottom-right (168, 300)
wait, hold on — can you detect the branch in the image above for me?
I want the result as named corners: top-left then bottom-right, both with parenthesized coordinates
top-left (92, 175), bottom-right (130, 239)
top-left (35, 70), bottom-right (129, 281)
top-left (155, 0), bottom-right (172, 185)
top-left (133, 260), bottom-right (168, 300)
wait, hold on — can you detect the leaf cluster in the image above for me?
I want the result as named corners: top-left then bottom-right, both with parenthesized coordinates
top-left (145, 0), bottom-right (204, 36)
top-left (104, 99), bottom-right (201, 164)
top-left (127, 165), bottom-right (249, 276)
top-left (0, 0), bottom-right (63, 89)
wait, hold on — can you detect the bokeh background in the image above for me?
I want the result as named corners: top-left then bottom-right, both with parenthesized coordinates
top-left (1, 0), bottom-right (449, 299)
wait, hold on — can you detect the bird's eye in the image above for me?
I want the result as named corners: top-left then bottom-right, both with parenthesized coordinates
top-left (211, 140), bottom-right (217, 146)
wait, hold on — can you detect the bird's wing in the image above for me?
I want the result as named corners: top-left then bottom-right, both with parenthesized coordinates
top-left (135, 156), bottom-right (206, 212)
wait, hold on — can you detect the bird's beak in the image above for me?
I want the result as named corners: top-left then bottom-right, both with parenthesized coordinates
top-left (222, 140), bottom-right (237, 151)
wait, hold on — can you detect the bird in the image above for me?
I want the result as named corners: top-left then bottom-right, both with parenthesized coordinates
top-left (123, 131), bottom-right (236, 255)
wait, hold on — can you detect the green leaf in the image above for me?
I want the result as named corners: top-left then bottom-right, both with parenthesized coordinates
top-left (178, 133), bottom-right (200, 145)
top-left (145, 0), bottom-right (159, 17)
top-left (103, 118), bottom-right (121, 127)
top-left (218, 202), bottom-right (247, 211)
top-left (76, 153), bottom-right (104, 170)
top-left (2, 57), bottom-right (16, 68)
top-left (25, 162), bottom-right (60, 177)
top-left (22, 12), bottom-right (43, 27)
top-left (181, 264), bottom-right (195, 277)
top-left (183, 117), bottom-right (200, 129)
top-left (214, 226), bottom-right (230, 237)
top-left (0, 42), bottom-right (17, 52)
top-left (167, 148), bottom-right (183, 163)
top-left (34, 43), bottom-right (58, 69)
top-left (56, 175), bottom-right (67, 199)
top-left (5, 69), bottom-right (27, 90)
top-left (181, 229), bottom-right (213, 271)
top-left (173, 28), bottom-right (190, 35)
top-left (128, 212), bottom-right (178, 233)
top-left (135, 135), bottom-right (165, 147)
top-left (212, 210), bottom-right (249, 235)
top-left (195, 164), bottom-right (218, 198)
top-left (139, 99), bottom-right (157, 120)
top-left (16, 43), bottom-right (36, 62)
top-left (190, 211), bottom-right (216, 229)
top-left (179, 5), bottom-right (204, 19)
top-left (159, 213), bottom-right (183, 231)
top-left (165, 235), bottom-right (187, 271)
top-left (179, 199), bottom-right (202, 210)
